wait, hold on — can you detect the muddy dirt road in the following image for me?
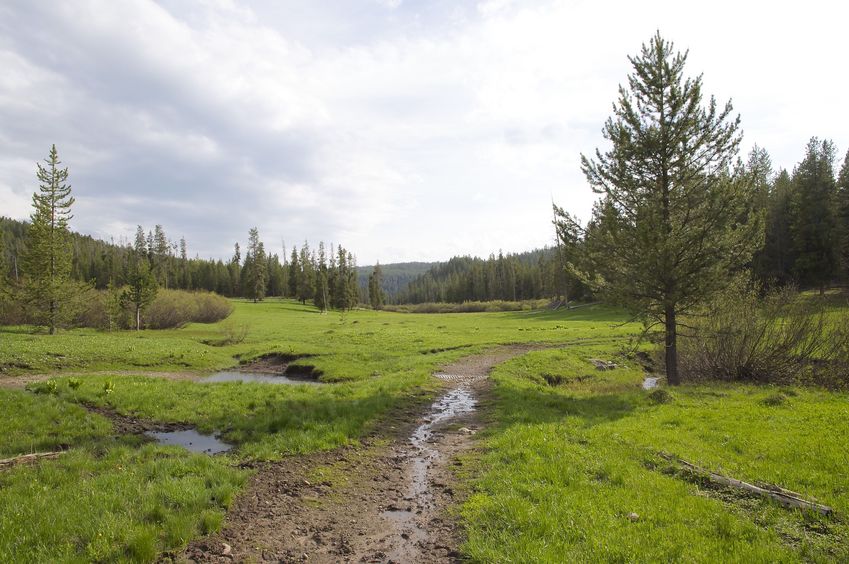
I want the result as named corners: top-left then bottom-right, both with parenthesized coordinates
top-left (183, 346), bottom-right (535, 563)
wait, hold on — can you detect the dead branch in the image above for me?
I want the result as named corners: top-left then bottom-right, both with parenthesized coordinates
top-left (0, 451), bottom-right (67, 468)
top-left (659, 453), bottom-right (834, 516)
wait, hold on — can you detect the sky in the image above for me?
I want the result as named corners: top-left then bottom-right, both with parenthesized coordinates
top-left (1, 0), bottom-right (847, 265)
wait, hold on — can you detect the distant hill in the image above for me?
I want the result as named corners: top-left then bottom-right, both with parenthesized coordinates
top-left (361, 248), bottom-right (581, 304)
top-left (357, 261), bottom-right (437, 299)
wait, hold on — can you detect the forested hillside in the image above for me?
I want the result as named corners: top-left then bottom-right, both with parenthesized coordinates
top-left (355, 262), bottom-right (434, 300)
top-left (394, 249), bottom-right (581, 304)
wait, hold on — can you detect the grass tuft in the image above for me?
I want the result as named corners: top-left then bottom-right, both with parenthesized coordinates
top-left (647, 388), bottom-right (673, 404)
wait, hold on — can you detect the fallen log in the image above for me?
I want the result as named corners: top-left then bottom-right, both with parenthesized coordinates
top-left (659, 453), bottom-right (834, 516)
top-left (0, 450), bottom-right (67, 468)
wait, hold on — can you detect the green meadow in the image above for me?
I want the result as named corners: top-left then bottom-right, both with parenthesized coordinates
top-left (463, 346), bottom-right (849, 562)
top-left (1, 299), bottom-right (847, 561)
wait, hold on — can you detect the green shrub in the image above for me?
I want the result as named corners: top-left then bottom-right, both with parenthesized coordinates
top-left (66, 288), bottom-right (233, 331)
top-left (192, 292), bottom-right (234, 323)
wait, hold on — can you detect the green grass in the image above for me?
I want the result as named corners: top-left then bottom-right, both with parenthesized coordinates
top-left (38, 374), bottom-right (435, 460)
top-left (0, 299), bottom-right (632, 562)
top-left (0, 299), bottom-right (633, 377)
top-left (462, 346), bottom-right (849, 562)
top-left (3, 298), bottom-right (848, 562)
top-left (0, 444), bottom-right (246, 562)
top-left (0, 387), bottom-right (112, 457)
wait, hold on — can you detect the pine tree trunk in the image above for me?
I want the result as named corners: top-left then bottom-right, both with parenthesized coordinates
top-left (49, 298), bottom-right (56, 335)
top-left (665, 305), bottom-right (680, 385)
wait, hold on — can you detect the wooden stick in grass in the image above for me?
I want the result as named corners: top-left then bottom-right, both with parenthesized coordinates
top-left (659, 453), bottom-right (834, 516)
top-left (0, 451), bottom-right (67, 468)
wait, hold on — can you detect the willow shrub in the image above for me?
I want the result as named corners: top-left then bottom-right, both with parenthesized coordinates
top-left (70, 288), bottom-right (232, 330)
top-left (679, 281), bottom-right (849, 386)
top-left (144, 289), bottom-right (233, 329)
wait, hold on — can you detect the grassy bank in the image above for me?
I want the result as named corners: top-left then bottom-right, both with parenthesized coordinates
top-left (462, 346), bottom-right (849, 562)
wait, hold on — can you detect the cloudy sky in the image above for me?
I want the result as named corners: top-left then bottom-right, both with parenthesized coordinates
top-left (1, 1), bottom-right (847, 264)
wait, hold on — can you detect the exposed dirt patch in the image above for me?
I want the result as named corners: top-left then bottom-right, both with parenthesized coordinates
top-left (82, 403), bottom-right (191, 436)
top-left (182, 345), bottom-right (540, 563)
top-left (284, 364), bottom-right (323, 381)
top-left (239, 353), bottom-right (313, 373)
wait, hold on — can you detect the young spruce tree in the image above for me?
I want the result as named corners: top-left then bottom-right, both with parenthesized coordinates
top-left (578, 33), bottom-right (761, 385)
top-left (23, 145), bottom-right (77, 334)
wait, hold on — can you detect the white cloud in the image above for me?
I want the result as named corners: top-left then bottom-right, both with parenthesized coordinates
top-left (0, 0), bottom-right (847, 264)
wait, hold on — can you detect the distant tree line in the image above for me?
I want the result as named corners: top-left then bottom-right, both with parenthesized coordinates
top-left (1, 217), bottom-right (372, 309)
top-left (393, 249), bottom-right (587, 304)
top-left (750, 139), bottom-right (849, 292)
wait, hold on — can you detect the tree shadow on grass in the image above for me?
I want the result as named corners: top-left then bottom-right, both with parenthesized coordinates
top-left (489, 382), bottom-right (641, 430)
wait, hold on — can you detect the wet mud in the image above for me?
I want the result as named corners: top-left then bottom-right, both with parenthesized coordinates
top-left (183, 345), bottom-right (540, 563)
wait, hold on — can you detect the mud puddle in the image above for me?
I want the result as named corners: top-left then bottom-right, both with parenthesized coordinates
top-left (200, 371), bottom-right (323, 385)
top-left (382, 387), bottom-right (477, 562)
top-left (183, 345), bottom-right (543, 563)
top-left (147, 429), bottom-right (232, 454)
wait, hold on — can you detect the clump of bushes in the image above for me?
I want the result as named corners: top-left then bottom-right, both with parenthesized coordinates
top-left (679, 280), bottom-right (849, 386)
top-left (73, 288), bottom-right (232, 330)
top-left (133, 289), bottom-right (233, 329)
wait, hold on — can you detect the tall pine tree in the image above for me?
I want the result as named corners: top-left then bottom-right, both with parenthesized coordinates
top-left (245, 227), bottom-right (267, 302)
top-left (836, 149), bottom-right (849, 281)
top-left (369, 263), bottom-right (385, 309)
top-left (579, 33), bottom-right (760, 385)
top-left (790, 138), bottom-right (839, 292)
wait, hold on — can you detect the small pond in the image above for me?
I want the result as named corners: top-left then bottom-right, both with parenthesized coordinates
top-left (199, 370), bottom-right (323, 385)
top-left (147, 429), bottom-right (232, 454)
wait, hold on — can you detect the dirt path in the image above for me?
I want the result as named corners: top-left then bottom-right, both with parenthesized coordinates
top-left (182, 345), bottom-right (536, 563)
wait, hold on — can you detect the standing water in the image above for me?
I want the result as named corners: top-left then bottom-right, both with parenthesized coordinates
top-left (199, 371), bottom-right (322, 385)
top-left (147, 429), bottom-right (232, 454)
top-left (642, 376), bottom-right (659, 390)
